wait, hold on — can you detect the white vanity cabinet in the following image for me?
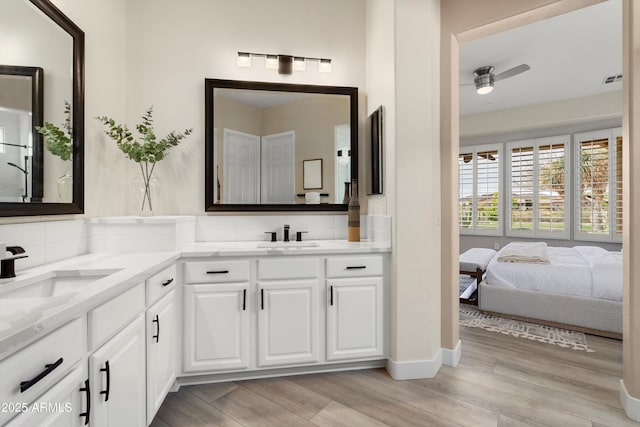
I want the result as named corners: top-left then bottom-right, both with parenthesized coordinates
top-left (5, 364), bottom-right (88, 427)
top-left (89, 314), bottom-right (146, 427)
top-left (0, 318), bottom-right (86, 427)
top-left (146, 289), bottom-right (176, 423)
top-left (257, 256), bottom-right (321, 368)
top-left (88, 282), bottom-right (146, 426)
top-left (326, 256), bottom-right (385, 361)
top-left (183, 260), bottom-right (251, 372)
top-left (145, 264), bottom-right (177, 424)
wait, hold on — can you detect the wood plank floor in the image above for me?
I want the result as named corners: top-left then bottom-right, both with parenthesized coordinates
top-left (151, 325), bottom-right (634, 427)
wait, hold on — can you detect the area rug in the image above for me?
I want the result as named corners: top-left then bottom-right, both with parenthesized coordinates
top-left (459, 305), bottom-right (594, 352)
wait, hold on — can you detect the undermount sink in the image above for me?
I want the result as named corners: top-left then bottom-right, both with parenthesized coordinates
top-left (256, 241), bottom-right (319, 249)
top-left (0, 268), bottom-right (121, 299)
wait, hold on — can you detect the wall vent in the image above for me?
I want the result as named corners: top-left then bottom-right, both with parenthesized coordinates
top-left (603, 74), bottom-right (622, 84)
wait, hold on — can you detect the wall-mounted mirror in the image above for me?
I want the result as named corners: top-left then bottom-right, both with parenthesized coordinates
top-left (205, 79), bottom-right (358, 212)
top-left (0, 0), bottom-right (84, 216)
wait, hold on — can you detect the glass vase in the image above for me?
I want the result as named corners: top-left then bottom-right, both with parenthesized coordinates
top-left (135, 174), bottom-right (159, 216)
top-left (57, 169), bottom-right (73, 202)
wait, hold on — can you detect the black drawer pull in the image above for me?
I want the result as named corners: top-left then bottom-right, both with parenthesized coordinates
top-left (242, 289), bottom-right (247, 311)
top-left (330, 286), bottom-right (334, 306)
top-left (346, 266), bottom-right (367, 270)
top-left (207, 270), bottom-right (229, 274)
top-left (152, 314), bottom-right (160, 343)
top-left (161, 278), bottom-right (174, 287)
top-left (100, 361), bottom-right (111, 401)
top-left (260, 289), bottom-right (264, 310)
top-left (79, 379), bottom-right (91, 425)
top-left (20, 357), bottom-right (64, 393)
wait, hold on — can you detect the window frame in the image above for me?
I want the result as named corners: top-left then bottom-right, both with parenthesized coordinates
top-left (506, 135), bottom-right (571, 240)
top-left (458, 143), bottom-right (503, 236)
top-left (573, 127), bottom-right (623, 243)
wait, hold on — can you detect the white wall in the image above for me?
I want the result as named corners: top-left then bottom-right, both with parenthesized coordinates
top-left (120, 0), bottom-right (367, 215)
top-left (366, 0), bottom-right (395, 217)
top-left (52, 0), bottom-right (129, 217)
top-left (461, 91), bottom-right (622, 138)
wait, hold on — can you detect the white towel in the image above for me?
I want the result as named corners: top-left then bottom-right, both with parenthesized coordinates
top-left (497, 242), bottom-right (550, 264)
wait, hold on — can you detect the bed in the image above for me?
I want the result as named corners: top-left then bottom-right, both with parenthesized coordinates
top-left (477, 243), bottom-right (623, 338)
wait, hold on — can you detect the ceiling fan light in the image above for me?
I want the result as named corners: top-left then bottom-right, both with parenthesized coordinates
top-left (474, 73), bottom-right (494, 95)
top-left (476, 85), bottom-right (494, 95)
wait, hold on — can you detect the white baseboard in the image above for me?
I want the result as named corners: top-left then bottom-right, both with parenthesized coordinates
top-left (386, 350), bottom-right (443, 380)
top-left (442, 340), bottom-right (462, 367)
top-left (620, 379), bottom-right (640, 421)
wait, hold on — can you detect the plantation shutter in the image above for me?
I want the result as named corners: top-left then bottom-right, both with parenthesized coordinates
top-left (537, 143), bottom-right (567, 234)
top-left (509, 145), bottom-right (534, 232)
top-left (579, 137), bottom-right (609, 235)
top-left (458, 151), bottom-right (474, 230)
top-left (574, 128), bottom-right (622, 242)
top-left (507, 135), bottom-right (570, 239)
top-left (614, 134), bottom-right (623, 239)
top-left (458, 144), bottom-right (502, 235)
top-left (476, 149), bottom-right (500, 231)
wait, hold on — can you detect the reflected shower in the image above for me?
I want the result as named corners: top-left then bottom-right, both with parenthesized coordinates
top-left (7, 157), bottom-right (29, 202)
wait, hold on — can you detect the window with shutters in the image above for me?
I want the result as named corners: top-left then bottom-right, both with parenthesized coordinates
top-left (574, 128), bottom-right (623, 242)
top-left (458, 144), bottom-right (501, 235)
top-left (506, 135), bottom-right (570, 239)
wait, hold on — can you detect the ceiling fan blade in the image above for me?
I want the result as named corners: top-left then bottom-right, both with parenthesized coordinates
top-left (494, 64), bottom-right (530, 81)
top-left (460, 82), bottom-right (475, 86)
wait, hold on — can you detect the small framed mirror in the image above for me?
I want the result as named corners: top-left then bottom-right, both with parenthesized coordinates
top-left (303, 159), bottom-right (323, 190)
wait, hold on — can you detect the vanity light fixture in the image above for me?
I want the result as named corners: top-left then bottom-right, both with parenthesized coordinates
top-left (265, 55), bottom-right (278, 70)
top-left (237, 52), bottom-right (251, 67)
top-left (236, 52), bottom-right (332, 75)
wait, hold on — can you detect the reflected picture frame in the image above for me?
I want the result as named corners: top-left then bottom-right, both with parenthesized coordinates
top-left (303, 158), bottom-right (323, 189)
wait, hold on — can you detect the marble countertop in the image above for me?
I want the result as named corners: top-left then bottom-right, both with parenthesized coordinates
top-left (180, 239), bottom-right (391, 257)
top-left (0, 252), bottom-right (178, 359)
top-left (0, 240), bottom-right (390, 359)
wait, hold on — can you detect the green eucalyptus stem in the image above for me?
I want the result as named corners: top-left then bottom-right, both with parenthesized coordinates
top-left (95, 106), bottom-right (192, 214)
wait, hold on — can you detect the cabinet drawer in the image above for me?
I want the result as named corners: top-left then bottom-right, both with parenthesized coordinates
top-left (258, 258), bottom-right (320, 280)
top-left (326, 256), bottom-right (383, 278)
top-left (147, 264), bottom-right (177, 305)
top-left (184, 260), bottom-right (249, 283)
top-left (88, 282), bottom-right (145, 351)
top-left (0, 318), bottom-right (84, 426)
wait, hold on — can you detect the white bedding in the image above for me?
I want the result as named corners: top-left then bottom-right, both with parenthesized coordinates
top-left (485, 246), bottom-right (622, 301)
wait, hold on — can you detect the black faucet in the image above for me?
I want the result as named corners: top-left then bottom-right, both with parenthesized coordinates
top-left (1, 246), bottom-right (28, 279)
top-left (283, 224), bottom-right (290, 242)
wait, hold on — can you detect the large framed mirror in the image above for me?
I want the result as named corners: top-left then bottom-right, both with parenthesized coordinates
top-left (205, 79), bottom-right (358, 212)
top-left (0, 0), bottom-right (84, 216)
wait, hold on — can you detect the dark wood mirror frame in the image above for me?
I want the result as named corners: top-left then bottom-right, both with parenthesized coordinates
top-left (204, 79), bottom-right (358, 212)
top-left (0, 0), bottom-right (84, 217)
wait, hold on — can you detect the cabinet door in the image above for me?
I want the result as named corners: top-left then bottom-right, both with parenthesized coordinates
top-left (258, 280), bottom-right (319, 367)
top-left (147, 290), bottom-right (176, 424)
top-left (6, 365), bottom-right (87, 427)
top-left (327, 277), bottom-right (384, 361)
top-left (184, 283), bottom-right (250, 372)
top-left (90, 314), bottom-right (146, 427)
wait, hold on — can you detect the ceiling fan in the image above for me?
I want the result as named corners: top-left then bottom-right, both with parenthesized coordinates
top-left (462, 64), bottom-right (531, 95)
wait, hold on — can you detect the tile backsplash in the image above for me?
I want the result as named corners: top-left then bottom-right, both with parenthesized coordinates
top-left (0, 219), bottom-right (88, 272)
top-left (1, 215), bottom-right (391, 271)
